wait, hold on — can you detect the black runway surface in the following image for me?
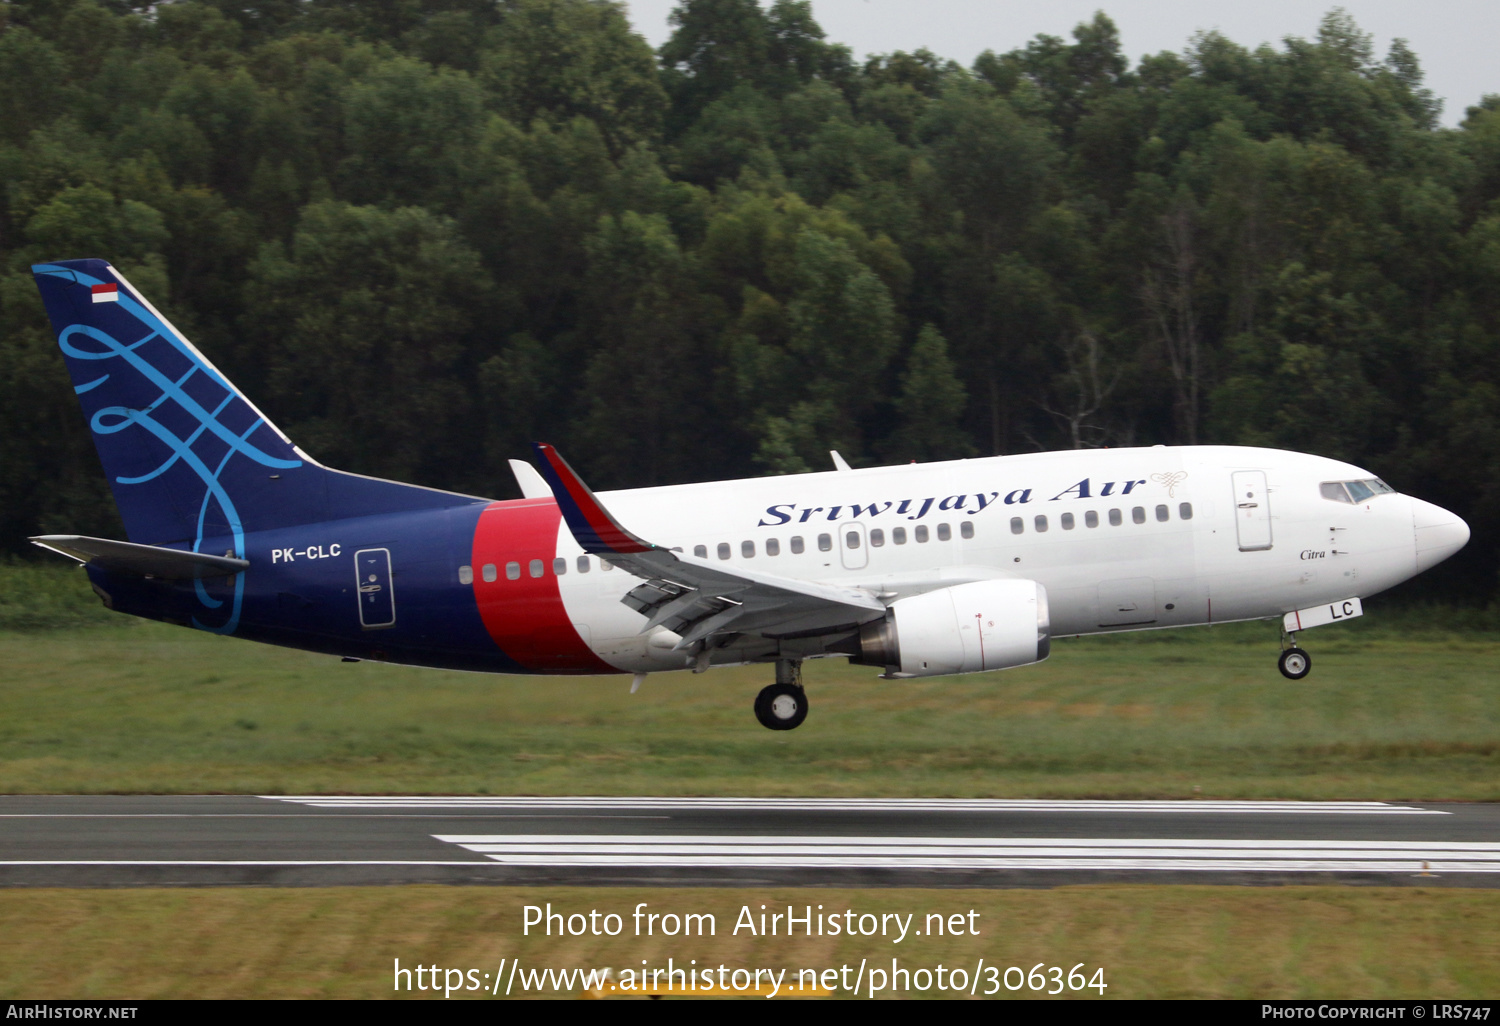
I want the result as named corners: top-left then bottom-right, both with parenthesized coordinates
top-left (1, 795), bottom-right (1496, 888)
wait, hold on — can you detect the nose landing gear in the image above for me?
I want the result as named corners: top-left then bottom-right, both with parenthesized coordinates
top-left (754, 659), bottom-right (808, 730)
top-left (1278, 631), bottom-right (1312, 680)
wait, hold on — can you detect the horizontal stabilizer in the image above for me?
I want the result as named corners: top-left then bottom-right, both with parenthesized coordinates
top-left (30, 535), bottom-right (249, 580)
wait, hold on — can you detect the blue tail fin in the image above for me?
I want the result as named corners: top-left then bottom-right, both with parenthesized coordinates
top-left (32, 259), bottom-right (479, 550)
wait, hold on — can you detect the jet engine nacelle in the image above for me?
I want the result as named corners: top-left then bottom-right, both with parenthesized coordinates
top-left (846, 579), bottom-right (1050, 677)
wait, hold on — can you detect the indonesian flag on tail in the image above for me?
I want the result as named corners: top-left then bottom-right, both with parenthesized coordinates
top-left (90, 283), bottom-right (119, 303)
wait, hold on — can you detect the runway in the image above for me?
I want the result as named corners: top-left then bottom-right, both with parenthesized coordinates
top-left (1, 795), bottom-right (1497, 888)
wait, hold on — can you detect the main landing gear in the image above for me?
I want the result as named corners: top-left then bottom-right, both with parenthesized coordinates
top-left (1278, 631), bottom-right (1312, 680)
top-left (754, 659), bottom-right (808, 730)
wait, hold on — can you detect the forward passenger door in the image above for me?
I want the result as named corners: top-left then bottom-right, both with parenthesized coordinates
top-left (1232, 471), bottom-right (1273, 551)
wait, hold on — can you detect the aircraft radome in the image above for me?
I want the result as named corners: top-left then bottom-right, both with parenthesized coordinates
top-left (29, 259), bottom-right (1471, 730)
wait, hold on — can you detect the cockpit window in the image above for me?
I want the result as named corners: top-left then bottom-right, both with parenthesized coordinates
top-left (1321, 479), bottom-right (1396, 503)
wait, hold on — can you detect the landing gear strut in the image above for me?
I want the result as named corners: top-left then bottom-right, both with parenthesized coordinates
top-left (754, 659), bottom-right (807, 730)
top-left (1278, 631), bottom-right (1312, 680)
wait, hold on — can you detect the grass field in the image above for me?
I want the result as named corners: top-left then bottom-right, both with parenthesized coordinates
top-left (0, 561), bottom-right (1497, 797)
top-left (3, 566), bottom-right (1498, 1002)
top-left (2, 884), bottom-right (1497, 999)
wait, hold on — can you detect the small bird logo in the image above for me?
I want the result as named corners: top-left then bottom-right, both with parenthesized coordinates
top-left (1150, 471), bottom-right (1188, 498)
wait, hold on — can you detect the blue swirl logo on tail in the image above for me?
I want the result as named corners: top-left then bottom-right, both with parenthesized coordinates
top-left (34, 263), bottom-right (301, 635)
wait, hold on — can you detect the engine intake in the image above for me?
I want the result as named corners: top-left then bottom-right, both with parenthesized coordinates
top-left (847, 579), bottom-right (1050, 677)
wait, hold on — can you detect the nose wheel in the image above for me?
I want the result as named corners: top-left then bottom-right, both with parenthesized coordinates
top-left (755, 659), bottom-right (808, 730)
top-left (1278, 633), bottom-right (1312, 680)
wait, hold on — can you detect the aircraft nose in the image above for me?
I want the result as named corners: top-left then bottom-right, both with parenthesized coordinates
top-left (1411, 497), bottom-right (1470, 573)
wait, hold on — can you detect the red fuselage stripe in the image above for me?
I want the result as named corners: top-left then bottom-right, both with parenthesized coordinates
top-left (470, 499), bottom-right (614, 674)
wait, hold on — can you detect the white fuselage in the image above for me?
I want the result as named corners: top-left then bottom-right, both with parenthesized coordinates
top-left (547, 446), bottom-right (1467, 673)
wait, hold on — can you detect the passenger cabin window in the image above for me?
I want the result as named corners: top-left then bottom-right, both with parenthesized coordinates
top-left (717, 542), bottom-right (731, 560)
top-left (817, 533), bottom-right (833, 552)
top-left (529, 559), bottom-right (543, 579)
top-left (1011, 517), bottom-right (1024, 535)
top-left (1132, 506), bottom-right (1146, 524)
top-left (459, 565), bottom-right (474, 585)
top-left (1156, 504), bottom-right (1169, 522)
top-left (482, 563), bottom-right (497, 583)
top-left (960, 521), bottom-right (974, 539)
top-left (937, 523), bottom-right (951, 541)
top-left (1179, 502), bottom-right (1194, 520)
top-left (1108, 509), bottom-right (1122, 526)
top-left (601, 559), bottom-right (613, 571)
top-left (1034, 515), bottom-right (1048, 533)
top-left (505, 561), bottom-right (520, 580)
top-left (577, 555), bottom-right (591, 573)
top-left (790, 536), bottom-right (805, 554)
top-left (1085, 510), bottom-right (1099, 528)
top-left (694, 545), bottom-right (707, 558)
top-left (553, 558), bottom-right (567, 576)
top-left (915, 525), bottom-right (929, 543)
top-left (870, 529), bottom-right (885, 547)
top-left (1061, 513), bottom-right (1075, 530)
top-left (892, 527), bottom-right (907, 545)
top-left (766, 538), bottom-right (780, 556)
top-left (845, 530), bottom-right (861, 549)
top-left (742, 540), bottom-right (755, 558)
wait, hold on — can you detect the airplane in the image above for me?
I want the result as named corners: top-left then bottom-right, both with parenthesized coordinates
top-left (28, 259), bottom-right (1471, 730)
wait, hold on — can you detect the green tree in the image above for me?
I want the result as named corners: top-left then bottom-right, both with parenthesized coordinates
top-left (0, 2), bottom-right (1498, 604)
top-left (884, 324), bottom-right (973, 461)
top-left (573, 211), bottom-right (722, 485)
top-left (339, 55), bottom-right (487, 209)
top-left (659, 0), bottom-right (770, 127)
top-left (0, 27), bottom-right (69, 146)
top-left (481, 0), bottom-right (668, 155)
top-left (1209, 263), bottom-right (1383, 459)
top-left (747, 227), bottom-right (898, 468)
top-left (245, 201), bottom-right (493, 486)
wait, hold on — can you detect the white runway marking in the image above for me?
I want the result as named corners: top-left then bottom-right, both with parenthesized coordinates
top-left (265, 797), bottom-right (1448, 815)
top-left (432, 834), bottom-right (1500, 872)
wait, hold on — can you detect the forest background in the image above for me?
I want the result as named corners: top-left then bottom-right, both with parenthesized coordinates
top-left (2, 0), bottom-right (1498, 606)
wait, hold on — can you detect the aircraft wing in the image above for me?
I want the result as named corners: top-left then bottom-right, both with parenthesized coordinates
top-left (531, 444), bottom-right (886, 649)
